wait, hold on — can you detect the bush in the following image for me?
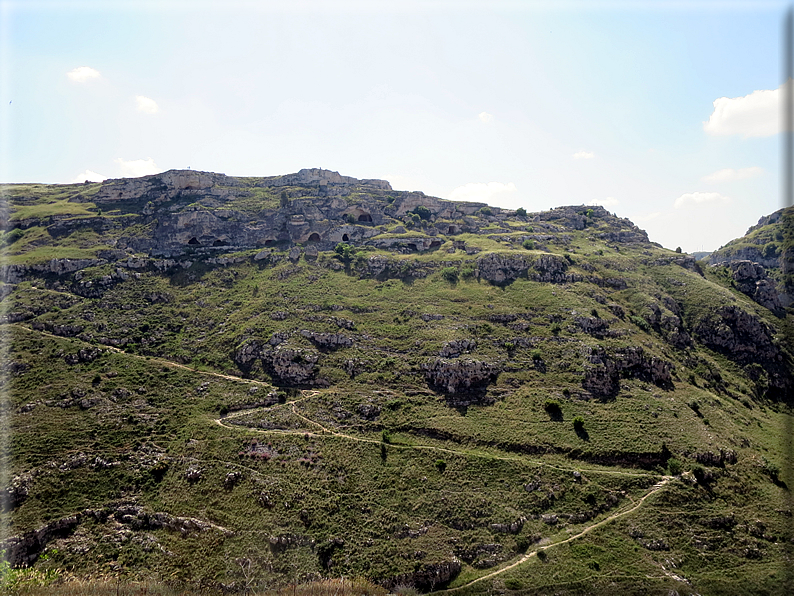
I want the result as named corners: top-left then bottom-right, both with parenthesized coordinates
top-left (762, 457), bottom-right (780, 482)
top-left (280, 191), bottom-right (289, 208)
top-left (537, 549), bottom-right (547, 561)
top-left (550, 322), bottom-right (562, 336)
top-left (479, 206), bottom-right (493, 216)
top-left (675, 246), bottom-right (682, 253)
top-left (573, 416), bottom-right (585, 431)
top-left (381, 429), bottom-right (391, 444)
top-left (441, 267), bottom-right (459, 283)
top-left (334, 242), bottom-right (356, 262)
top-left (412, 205), bottom-right (432, 221)
top-left (460, 266), bottom-right (475, 279)
top-left (762, 242), bottom-right (779, 258)
top-left (590, 308), bottom-right (599, 317)
top-left (630, 315), bottom-right (651, 332)
top-left (531, 349), bottom-right (543, 361)
top-left (544, 400), bottom-right (562, 415)
top-left (522, 239), bottom-right (535, 250)
top-left (1, 228), bottom-right (24, 246)
top-left (515, 207), bottom-right (527, 217)
top-left (435, 459), bottom-right (447, 473)
top-left (585, 208), bottom-right (594, 218)
top-left (667, 458), bottom-right (683, 475)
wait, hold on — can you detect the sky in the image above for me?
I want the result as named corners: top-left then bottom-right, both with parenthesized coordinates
top-left (0, 0), bottom-right (790, 252)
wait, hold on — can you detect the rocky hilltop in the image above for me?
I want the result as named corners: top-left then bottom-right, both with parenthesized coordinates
top-left (1, 171), bottom-right (793, 594)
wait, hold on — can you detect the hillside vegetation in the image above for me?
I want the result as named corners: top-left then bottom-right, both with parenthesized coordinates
top-left (1, 170), bottom-right (793, 595)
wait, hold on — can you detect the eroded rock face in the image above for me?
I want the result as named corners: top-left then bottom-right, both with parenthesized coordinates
top-left (299, 330), bottom-right (354, 350)
top-left (423, 358), bottom-right (498, 397)
top-left (727, 261), bottom-right (783, 313)
top-left (234, 341), bottom-right (323, 386)
top-left (583, 346), bottom-right (674, 398)
top-left (694, 305), bottom-right (779, 364)
top-left (381, 559), bottom-right (462, 592)
top-left (476, 254), bottom-right (530, 285)
top-left (440, 339), bottom-right (476, 358)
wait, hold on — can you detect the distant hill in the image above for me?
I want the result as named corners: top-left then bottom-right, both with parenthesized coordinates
top-left (1, 170), bottom-right (792, 595)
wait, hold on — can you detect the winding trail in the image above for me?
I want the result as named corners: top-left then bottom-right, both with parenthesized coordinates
top-left (13, 322), bottom-right (676, 590)
top-left (431, 477), bottom-right (672, 594)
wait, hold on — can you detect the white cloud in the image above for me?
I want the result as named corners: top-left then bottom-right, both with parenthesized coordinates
top-left (572, 150), bottom-right (594, 160)
top-left (448, 181), bottom-right (517, 204)
top-left (70, 169), bottom-right (105, 183)
top-left (478, 111), bottom-right (494, 123)
top-left (588, 196), bottom-right (619, 207)
top-left (703, 86), bottom-right (780, 137)
top-left (136, 95), bottom-right (159, 114)
top-left (115, 157), bottom-right (161, 178)
top-left (67, 66), bottom-right (100, 83)
top-left (673, 191), bottom-right (729, 209)
top-left (702, 166), bottom-right (763, 184)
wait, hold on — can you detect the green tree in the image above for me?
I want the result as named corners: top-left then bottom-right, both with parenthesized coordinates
top-left (334, 242), bottom-right (356, 263)
top-left (412, 205), bottom-right (431, 221)
top-left (441, 267), bottom-right (459, 283)
top-left (515, 207), bottom-right (527, 217)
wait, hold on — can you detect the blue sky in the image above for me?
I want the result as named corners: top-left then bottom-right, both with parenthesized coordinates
top-left (0, 0), bottom-right (788, 252)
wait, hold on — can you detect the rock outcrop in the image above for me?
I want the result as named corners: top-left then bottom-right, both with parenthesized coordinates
top-left (726, 260), bottom-right (783, 314)
top-left (234, 341), bottom-right (323, 386)
top-left (583, 346), bottom-right (674, 398)
top-left (422, 358), bottom-right (499, 400)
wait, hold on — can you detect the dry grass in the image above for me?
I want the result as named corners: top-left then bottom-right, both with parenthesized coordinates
top-left (18, 578), bottom-right (388, 596)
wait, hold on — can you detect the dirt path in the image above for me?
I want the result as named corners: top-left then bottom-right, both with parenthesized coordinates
top-left (431, 477), bottom-right (673, 594)
top-left (16, 322), bottom-right (665, 481)
top-left (10, 323), bottom-right (272, 386)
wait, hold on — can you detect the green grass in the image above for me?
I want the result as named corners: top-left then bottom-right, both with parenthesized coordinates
top-left (2, 179), bottom-right (793, 594)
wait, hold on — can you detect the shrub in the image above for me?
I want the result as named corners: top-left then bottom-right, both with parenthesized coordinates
top-left (2, 228), bottom-right (24, 246)
top-left (522, 239), bottom-right (535, 250)
top-left (381, 429), bottom-right (391, 444)
top-left (573, 416), bottom-right (585, 431)
top-left (441, 267), bottom-right (459, 283)
top-left (479, 206), bottom-right (492, 216)
top-left (526, 226), bottom-right (534, 232)
top-left (762, 457), bottom-right (780, 482)
top-left (461, 266), bottom-right (475, 279)
top-left (435, 459), bottom-right (447, 473)
top-left (515, 207), bottom-right (527, 217)
top-left (762, 242), bottom-right (779, 258)
top-left (550, 322), bottom-right (562, 336)
top-left (667, 458), bottom-right (683, 475)
top-left (537, 549), bottom-right (547, 561)
top-left (691, 464), bottom-right (708, 483)
top-left (386, 195), bottom-right (395, 204)
top-left (630, 315), bottom-right (651, 332)
top-left (412, 205), bottom-right (432, 221)
top-left (675, 246), bottom-right (682, 253)
top-left (590, 308), bottom-right (599, 317)
top-left (280, 191), bottom-right (289, 208)
top-left (688, 400), bottom-right (700, 413)
top-left (531, 349), bottom-right (543, 361)
top-left (334, 242), bottom-right (356, 262)
top-left (544, 400), bottom-right (562, 415)
top-left (505, 578), bottom-right (523, 590)
top-left (585, 208), bottom-right (594, 218)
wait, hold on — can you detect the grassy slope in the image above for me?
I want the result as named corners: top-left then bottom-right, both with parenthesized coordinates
top-left (1, 182), bottom-right (793, 594)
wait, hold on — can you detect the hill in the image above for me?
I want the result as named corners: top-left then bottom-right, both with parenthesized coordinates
top-left (1, 169), bottom-right (793, 594)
